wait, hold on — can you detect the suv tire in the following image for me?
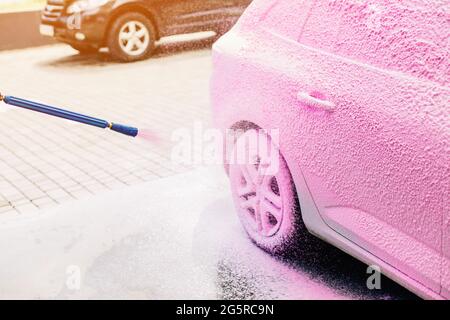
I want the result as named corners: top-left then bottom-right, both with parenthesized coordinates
top-left (107, 12), bottom-right (156, 62)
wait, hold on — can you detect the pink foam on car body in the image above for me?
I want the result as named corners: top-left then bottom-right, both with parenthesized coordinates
top-left (211, 0), bottom-right (450, 299)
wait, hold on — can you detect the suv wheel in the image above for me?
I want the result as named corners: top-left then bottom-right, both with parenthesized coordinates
top-left (229, 129), bottom-right (305, 255)
top-left (107, 12), bottom-right (155, 62)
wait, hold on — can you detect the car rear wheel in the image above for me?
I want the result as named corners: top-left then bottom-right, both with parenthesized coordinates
top-left (229, 129), bottom-right (304, 255)
top-left (107, 12), bottom-right (155, 62)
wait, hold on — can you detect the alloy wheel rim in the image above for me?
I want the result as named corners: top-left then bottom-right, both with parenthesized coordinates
top-left (236, 156), bottom-right (283, 237)
top-left (118, 21), bottom-right (150, 56)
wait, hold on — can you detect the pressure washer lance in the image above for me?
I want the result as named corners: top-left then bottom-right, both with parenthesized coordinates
top-left (0, 92), bottom-right (138, 138)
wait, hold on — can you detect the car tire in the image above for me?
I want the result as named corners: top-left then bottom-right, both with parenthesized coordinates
top-left (229, 129), bottom-right (305, 255)
top-left (70, 44), bottom-right (98, 54)
top-left (107, 12), bottom-right (156, 62)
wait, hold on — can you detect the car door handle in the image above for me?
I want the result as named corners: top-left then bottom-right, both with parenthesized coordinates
top-left (297, 92), bottom-right (335, 111)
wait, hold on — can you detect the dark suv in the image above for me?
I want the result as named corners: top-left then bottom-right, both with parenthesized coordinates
top-left (40, 0), bottom-right (251, 62)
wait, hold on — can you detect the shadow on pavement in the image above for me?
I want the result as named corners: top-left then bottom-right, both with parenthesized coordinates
top-left (195, 197), bottom-right (419, 300)
top-left (278, 226), bottom-right (420, 300)
top-left (40, 37), bottom-right (217, 68)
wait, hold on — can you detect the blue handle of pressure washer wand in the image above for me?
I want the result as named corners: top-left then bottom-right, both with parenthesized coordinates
top-left (110, 123), bottom-right (139, 137)
top-left (3, 95), bottom-right (109, 129)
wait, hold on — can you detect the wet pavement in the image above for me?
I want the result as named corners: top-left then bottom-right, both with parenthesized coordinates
top-left (0, 167), bottom-right (418, 300)
top-left (0, 39), bottom-right (215, 215)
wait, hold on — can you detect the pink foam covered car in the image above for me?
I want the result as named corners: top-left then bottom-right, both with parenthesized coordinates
top-left (211, 0), bottom-right (449, 299)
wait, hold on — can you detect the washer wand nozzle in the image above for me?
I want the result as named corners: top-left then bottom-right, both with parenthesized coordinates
top-left (0, 93), bottom-right (139, 138)
top-left (109, 122), bottom-right (138, 137)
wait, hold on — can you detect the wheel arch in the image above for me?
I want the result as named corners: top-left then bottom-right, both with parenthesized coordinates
top-left (103, 3), bottom-right (161, 45)
top-left (224, 120), bottom-right (261, 174)
top-left (229, 120), bottom-right (261, 133)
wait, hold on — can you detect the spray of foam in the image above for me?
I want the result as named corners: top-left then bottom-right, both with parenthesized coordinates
top-left (136, 129), bottom-right (160, 144)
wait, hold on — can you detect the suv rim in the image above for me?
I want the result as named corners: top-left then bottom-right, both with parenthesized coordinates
top-left (118, 21), bottom-right (150, 56)
top-left (235, 145), bottom-right (283, 237)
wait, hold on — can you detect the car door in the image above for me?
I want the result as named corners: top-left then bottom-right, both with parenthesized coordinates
top-left (292, 0), bottom-right (448, 293)
top-left (443, 193), bottom-right (450, 298)
top-left (218, 0), bottom-right (253, 17)
top-left (174, 0), bottom-right (249, 27)
top-left (149, 0), bottom-right (214, 33)
top-left (163, 0), bottom-right (224, 27)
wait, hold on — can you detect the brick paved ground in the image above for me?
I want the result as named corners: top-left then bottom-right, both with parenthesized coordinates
top-left (0, 41), bottom-right (214, 215)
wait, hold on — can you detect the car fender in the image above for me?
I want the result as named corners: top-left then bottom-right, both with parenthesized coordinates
top-left (107, 0), bottom-right (162, 39)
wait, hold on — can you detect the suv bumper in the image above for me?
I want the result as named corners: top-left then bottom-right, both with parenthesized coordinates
top-left (40, 3), bottom-right (111, 47)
